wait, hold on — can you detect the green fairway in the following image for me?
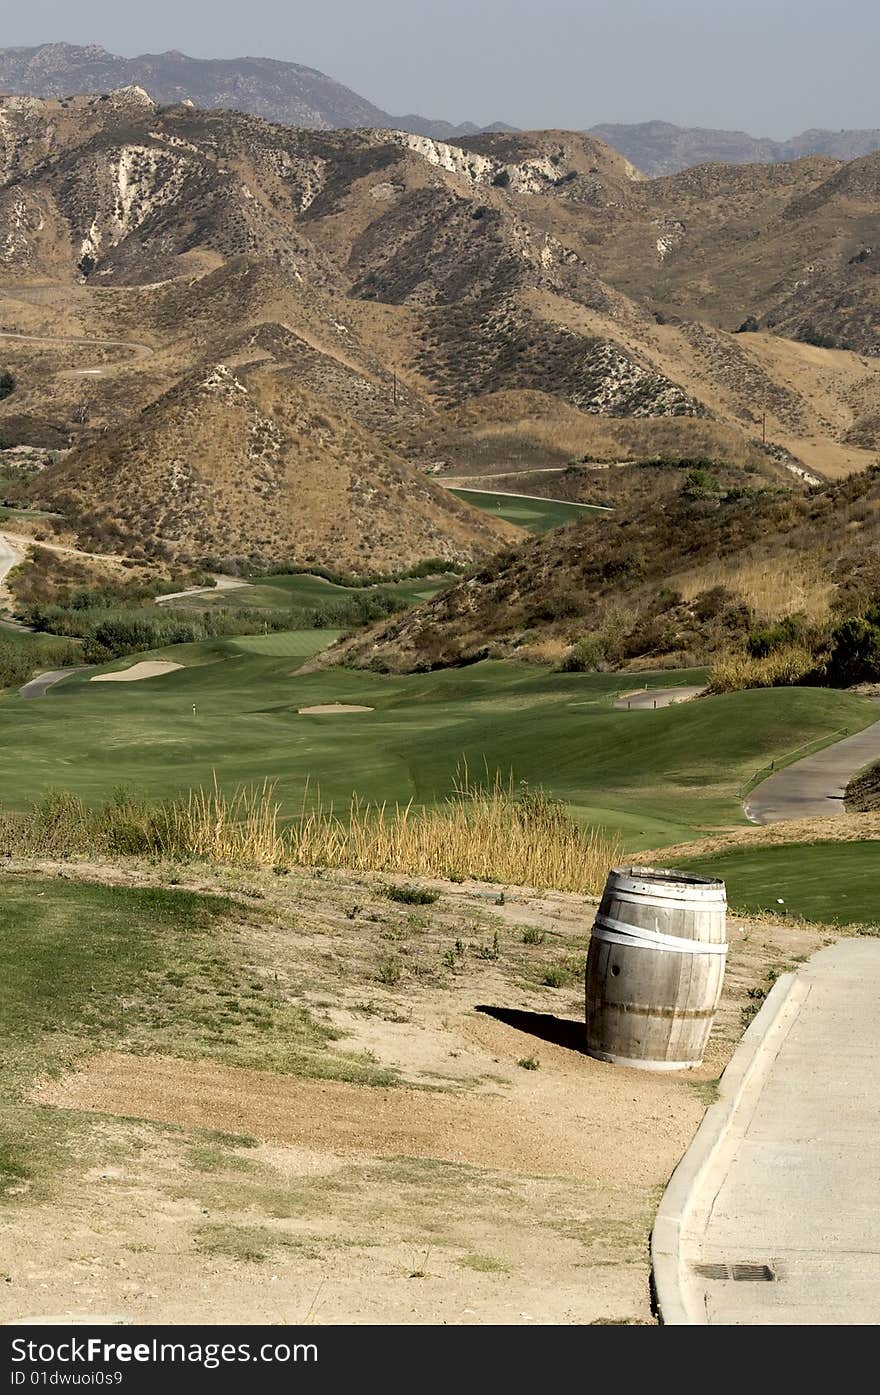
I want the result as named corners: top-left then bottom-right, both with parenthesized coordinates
top-left (1, 646), bottom-right (876, 849)
top-left (677, 841), bottom-right (880, 928)
top-left (170, 571), bottom-right (455, 613)
top-left (229, 629), bottom-right (344, 657)
top-left (448, 489), bottom-right (608, 533)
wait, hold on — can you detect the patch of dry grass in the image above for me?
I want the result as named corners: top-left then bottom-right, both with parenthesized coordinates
top-left (673, 555), bottom-right (833, 623)
top-left (707, 645), bottom-right (817, 693)
top-left (173, 776), bottom-right (620, 895)
top-left (0, 774), bottom-right (621, 896)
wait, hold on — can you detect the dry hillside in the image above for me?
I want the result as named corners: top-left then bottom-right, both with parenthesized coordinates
top-left (26, 364), bottom-right (517, 569)
top-left (2, 94), bottom-right (880, 567)
top-left (334, 466), bottom-right (880, 672)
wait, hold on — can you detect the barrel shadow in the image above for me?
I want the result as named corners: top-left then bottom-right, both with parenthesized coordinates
top-left (475, 1005), bottom-right (586, 1054)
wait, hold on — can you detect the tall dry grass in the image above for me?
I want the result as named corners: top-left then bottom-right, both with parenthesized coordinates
top-left (1, 772), bottom-right (620, 895)
top-left (708, 645), bottom-right (817, 694)
top-left (673, 555), bottom-right (832, 623)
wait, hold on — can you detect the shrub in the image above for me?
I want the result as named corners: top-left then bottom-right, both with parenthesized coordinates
top-left (682, 467), bottom-right (722, 499)
top-left (826, 616), bottom-right (880, 686)
top-left (746, 614), bottom-right (806, 658)
top-left (0, 634), bottom-right (82, 690)
top-left (560, 635), bottom-right (606, 672)
top-left (798, 325), bottom-right (839, 350)
top-left (383, 884), bottom-right (439, 905)
top-left (0, 370), bottom-right (15, 400)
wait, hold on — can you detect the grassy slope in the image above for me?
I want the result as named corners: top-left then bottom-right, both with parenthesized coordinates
top-left (677, 842), bottom-right (880, 928)
top-left (448, 489), bottom-right (607, 533)
top-left (0, 649), bottom-right (875, 849)
top-left (0, 875), bottom-right (390, 1194)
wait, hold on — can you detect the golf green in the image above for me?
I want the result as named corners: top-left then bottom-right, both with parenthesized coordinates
top-left (0, 646), bottom-right (875, 851)
top-left (448, 489), bottom-right (608, 533)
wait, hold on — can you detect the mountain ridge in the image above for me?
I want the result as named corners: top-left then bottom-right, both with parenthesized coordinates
top-left (0, 41), bottom-right (510, 142)
top-left (588, 119), bottom-right (880, 176)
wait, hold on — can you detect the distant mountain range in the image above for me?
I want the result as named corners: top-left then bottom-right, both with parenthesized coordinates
top-left (0, 42), bottom-right (512, 140)
top-left (587, 120), bottom-right (880, 176)
top-left (3, 45), bottom-right (877, 176)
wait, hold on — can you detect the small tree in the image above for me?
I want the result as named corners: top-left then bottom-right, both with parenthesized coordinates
top-left (0, 370), bottom-right (15, 400)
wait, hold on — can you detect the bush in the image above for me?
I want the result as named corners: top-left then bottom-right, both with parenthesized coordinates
top-left (560, 635), bottom-right (607, 672)
top-left (826, 616), bottom-right (880, 686)
top-left (746, 614), bottom-right (806, 658)
top-left (682, 467), bottom-right (722, 499)
top-left (383, 884), bottom-right (439, 905)
top-left (0, 634), bottom-right (81, 690)
top-left (798, 325), bottom-right (839, 350)
top-left (0, 370), bottom-right (15, 400)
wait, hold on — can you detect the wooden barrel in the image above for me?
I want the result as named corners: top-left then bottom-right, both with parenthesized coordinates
top-left (585, 865), bottom-right (727, 1071)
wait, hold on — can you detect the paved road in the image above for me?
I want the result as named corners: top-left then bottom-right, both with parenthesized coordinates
top-left (745, 709), bottom-right (880, 823)
top-left (681, 940), bottom-right (880, 1324)
top-left (613, 685), bottom-right (705, 710)
top-left (18, 667), bottom-right (86, 700)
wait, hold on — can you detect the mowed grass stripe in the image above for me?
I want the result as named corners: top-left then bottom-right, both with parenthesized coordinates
top-left (677, 841), bottom-right (880, 928)
top-left (230, 629), bottom-right (343, 658)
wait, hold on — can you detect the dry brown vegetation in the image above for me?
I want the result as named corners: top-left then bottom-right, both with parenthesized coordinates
top-left (707, 646), bottom-right (818, 694)
top-left (3, 95), bottom-right (880, 576)
top-left (671, 557), bottom-right (834, 623)
top-left (337, 465), bottom-right (880, 674)
top-left (27, 365), bottom-right (518, 570)
top-left (0, 776), bottom-right (621, 896)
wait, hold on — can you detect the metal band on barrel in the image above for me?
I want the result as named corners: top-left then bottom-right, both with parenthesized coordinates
top-left (591, 914), bottom-right (729, 957)
top-left (605, 887), bottom-right (726, 911)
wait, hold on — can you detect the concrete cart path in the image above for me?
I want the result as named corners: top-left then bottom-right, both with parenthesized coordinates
top-left (613, 685), bottom-right (705, 710)
top-left (678, 940), bottom-right (880, 1325)
top-left (19, 667), bottom-right (88, 700)
top-left (744, 708), bottom-right (880, 823)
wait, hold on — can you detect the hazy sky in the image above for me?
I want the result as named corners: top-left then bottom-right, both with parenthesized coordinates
top-left (5, 0), bottom-right (878, 135)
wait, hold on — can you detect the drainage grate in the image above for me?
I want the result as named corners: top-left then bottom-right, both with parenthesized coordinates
top-left (693, 1262), bottom-right (776, 1282)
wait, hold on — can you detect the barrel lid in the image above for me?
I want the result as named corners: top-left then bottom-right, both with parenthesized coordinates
top-left (609, 865), bottom-right (726, 901)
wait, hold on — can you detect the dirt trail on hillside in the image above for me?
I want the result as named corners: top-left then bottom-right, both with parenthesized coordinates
top-left (0, 532), bottom-right (23, 610)
top-left (0, 329), bottom-right (154, 379)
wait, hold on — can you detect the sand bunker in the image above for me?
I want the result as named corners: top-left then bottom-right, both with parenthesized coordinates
top-left (298, 703), bottom-right (374, 714)
top-left (91, 661), bottom-right (183, 684)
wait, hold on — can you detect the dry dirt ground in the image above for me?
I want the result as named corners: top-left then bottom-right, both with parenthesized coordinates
top-left (0, 859), bottom-right (834, 1326)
